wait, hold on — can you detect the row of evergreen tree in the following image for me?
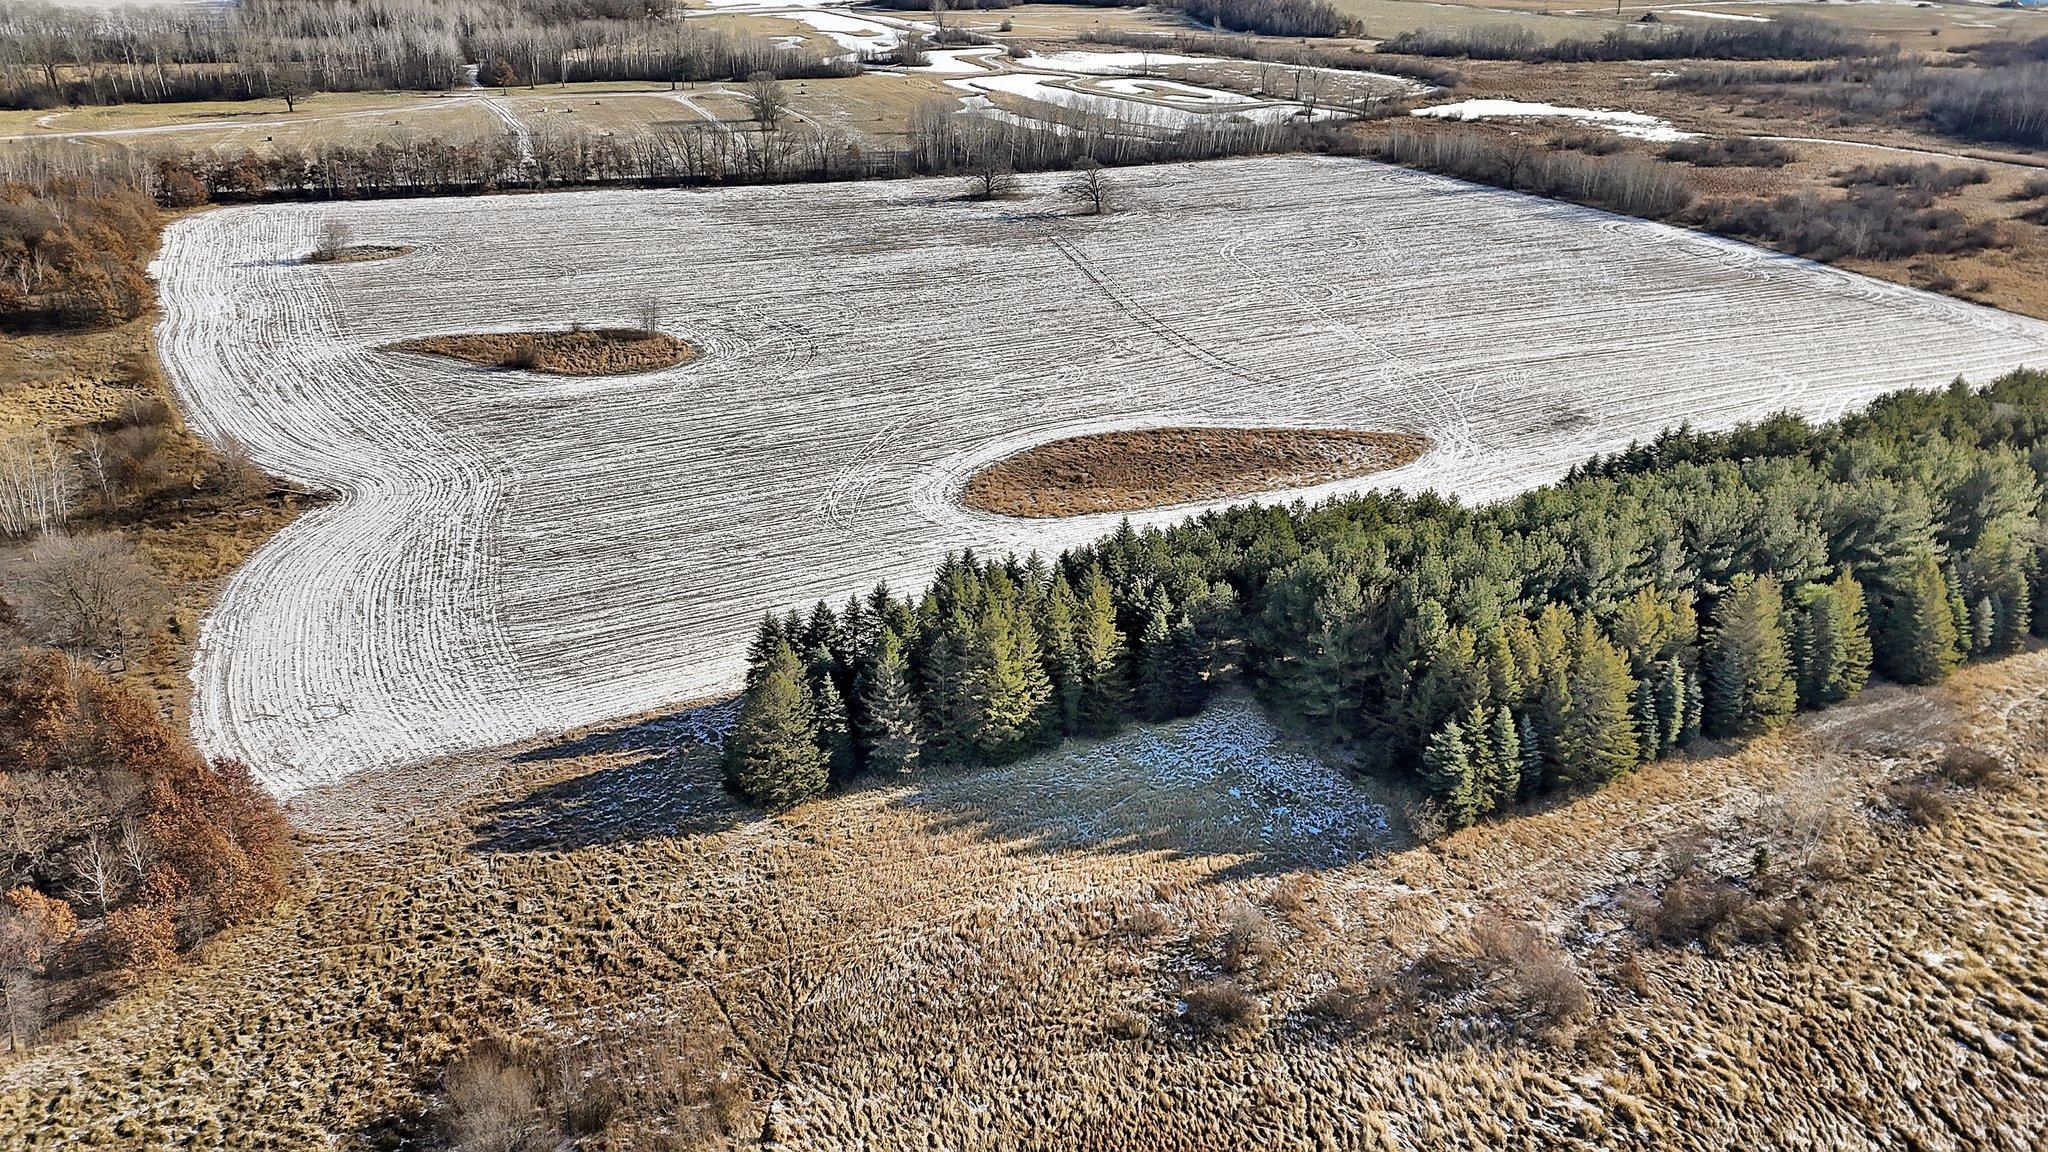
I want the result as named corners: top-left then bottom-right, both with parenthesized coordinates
top-left (725, 370), bottom-right (2048, 821)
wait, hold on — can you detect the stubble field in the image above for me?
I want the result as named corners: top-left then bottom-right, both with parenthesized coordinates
top-left (154, 155), bottom-right (2048, 794)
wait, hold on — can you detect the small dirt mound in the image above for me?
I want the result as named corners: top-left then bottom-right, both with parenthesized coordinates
top-left (389, 329), bottom-right (698, 376)
top-left (963, 427), bottom-right (1429, 518)
top-left (304, 245), bottom-right (413, 265)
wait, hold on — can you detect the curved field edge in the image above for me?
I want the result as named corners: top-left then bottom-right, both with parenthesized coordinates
top-left (1, 654), bottom-right (2044, 1148)
top-left (959, 426), bottom-right (1432, 517)
top-left (151, 156), bottom-right (2048, 796)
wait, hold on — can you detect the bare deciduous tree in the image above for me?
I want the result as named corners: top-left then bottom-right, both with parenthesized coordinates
top-left (1063, 157), bottom-right (1113, 215)
top-left (743, 71), bottom-right (789, 133)
top-left (966, 150), bottom-right (1019, 200)
top-left (6, 532), bottom-right (169, 657)
top-left (317, 218), bottom-right (352, 258)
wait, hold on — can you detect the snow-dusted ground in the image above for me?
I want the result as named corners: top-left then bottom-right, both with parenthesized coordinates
top-left (1413, 98), bottom-right (1696, 142)
top-left (155, 156), bottom-right (2048, 795)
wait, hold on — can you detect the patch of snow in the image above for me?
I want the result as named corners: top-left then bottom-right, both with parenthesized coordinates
top-left (1669, 8), bottom-right (1773, 20)
top-left (1088, 76), bottom-right (1262, 106)
top-left (907, 47), bottom-right (1008, 75)
top-left (1020, 50), bottom-right (1222, 74)
top-left (1412, 98), bottom-right (1697, 142)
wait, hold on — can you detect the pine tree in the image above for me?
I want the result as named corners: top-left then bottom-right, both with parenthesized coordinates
top-left (858, 629), bottom-right (921, 774)
top-left (1421, 717), bottom-right (1482, 829)
top-left (1554, 626), bottom-right (1640, 786)
top-left (724, 640), bottom-right (827, 808)
top-left (1876, 552), bottom-right (1962, 684)
top-left (1789, 570), bottom-right (1871, 709)
top-left (963, 587), bottom-right (1054, 763)
top-left (1457, 703), bottom-right (1519, 816)
top-left (1073, 567), bottom-right (1129, 735)
top-left (1040, 577), bottom-right (1085, 736)
top-left (1704, 574), bottom-right (1797, 738)
top-left (1137, 596), bottom-right (1207, 721)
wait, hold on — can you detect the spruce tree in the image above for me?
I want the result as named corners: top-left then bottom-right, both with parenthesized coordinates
top-left (1876, 552), bottom-right (1962, 684)
top-left (858, 629), bottom-right (922, 774)
top-left (724, 639), bottom-right (828, 808)
top-left (1040, 577), bottom-right (1085, 736)
top-left (964, 589), bottom-right (1054, 763)
top-left (1073, 567), bottom-right (1130, 735)
top-left (1137, 596), bottom-right (1207, 721)
top-left (1704, 574), bottom-right (1797, 738)
top-left (1485, 704), bottom-right (1522, 813)
top-left (1554, 626), bottom-right (1640, 786)
top-left (1422, 717), bottom-right (1482, 829)
top-left (1790, 570), bottom-right (1871, 709)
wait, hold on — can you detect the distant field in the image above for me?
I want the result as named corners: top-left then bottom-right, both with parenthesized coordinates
top-left (152, 156), bottom-right (2048, 794)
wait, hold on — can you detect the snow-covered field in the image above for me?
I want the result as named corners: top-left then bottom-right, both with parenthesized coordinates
top-left (155, 156), bottom-right (2048, 795)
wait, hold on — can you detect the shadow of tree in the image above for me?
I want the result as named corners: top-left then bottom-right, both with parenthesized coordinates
top-left (471, 699), bottom-right (746, 854)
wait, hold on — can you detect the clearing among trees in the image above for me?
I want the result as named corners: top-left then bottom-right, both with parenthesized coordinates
top-left (960, 426), bottom-right (1429, 516)
top-left (152, 157), bottom-right (2048, 794)
top-left (389, 329), bottom-right (697, 376)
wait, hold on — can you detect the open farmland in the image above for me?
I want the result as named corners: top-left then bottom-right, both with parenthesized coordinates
top-left (154, 155), bottom-right (2048, 794)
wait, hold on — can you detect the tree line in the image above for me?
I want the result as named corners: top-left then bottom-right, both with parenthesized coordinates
top-left (867, 0), bottom-right (1359, 39)
top-left (0, 0), bottom-right (844, 109)
top-left (0, 175), bottom-right (161, 330)
top-left (726, 369), bottom-right (2048, 826)
top-left (1379, 16), bottom-right (1875, 65)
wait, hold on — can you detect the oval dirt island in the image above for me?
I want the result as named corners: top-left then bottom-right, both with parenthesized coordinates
top-left (388, 328), bottom-right (699, 376)
top-left (963, 427), bottom-right (1431, 518)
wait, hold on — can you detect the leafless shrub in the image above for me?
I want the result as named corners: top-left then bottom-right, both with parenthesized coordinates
top-left (1117, 904), bottom-right (1171, 938)
top-left (1178, 979), bottom-right (1263, 1039)
top-left (6, 532), bottom-right (168, 656)
top-left (1885, 778), bottom-right (1953, 827)
top-left (1553, 130), bottom-right (1625, 156)
top-left (1213, 903), bottom-right (1279, 974)
top-left (2013, 173), bottom-right (2048, 201)
top-left (440, 1039), bottom-right (546, 1152)
top-left (1103, 1008), bottom-right (1150, 1041)
top-left (1935, 745), bottom-right (2008, 789)
top-left (1836, 161), bottom-right (1988, 196)
top-left (1470, 916), bottom-right (1592, 1039)
top-left (502, 342), bottom-right (542, 371)
top-left (1661, 136), bottom-right (1794, 168)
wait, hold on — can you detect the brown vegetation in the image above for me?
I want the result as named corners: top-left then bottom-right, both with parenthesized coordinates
top-left (4, 642), bottom-right (2045, 1146)
top-left (0, 178), bottom-right (161, 331)
top-left (0, 649), bottom-right (293, 1051)
top-left (302, 244), bottom-right (413, 266)
top-left (962, 426), bottom-right (1429, 517)
top-left (390, 328), bottom-right (698, 376)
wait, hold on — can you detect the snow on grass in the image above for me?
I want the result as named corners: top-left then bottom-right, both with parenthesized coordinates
top-left (155, 156), bottom-right (2048, 794)
top-left (1020, 50), bottom-right (1223, 74)
top-left (907, 694), bottom-right (1390, 863)
top-left (1088, 76), bottom-right (1262, 106)
top-left (1668, 8), bottom-right (1773, 20)
top-left (947, 72), bottom-right (1308, 127)
top-left (1412, 98), bottom-right (1697, 142)
top-left (907, 46), bottom-right (1008, 74)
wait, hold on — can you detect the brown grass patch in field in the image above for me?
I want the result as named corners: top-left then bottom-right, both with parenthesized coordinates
top-left (963, 426), bottom-right (1430, 517)
top-left (302, 244), bottom-right (412, 265)
top-left (390, 328), bottom-right (698, 376)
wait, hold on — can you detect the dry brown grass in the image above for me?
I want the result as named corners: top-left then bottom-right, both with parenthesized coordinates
top-left (962, 426), bottom-right (1430, 517)
top-left (4, 649), bottom-right (2047, 1148)
top-left (0, 316), bottom-right (308, 723)
top-left (301, 244), bottom-right (412, 265)
top-left (389, 328), bottom-right (698, 377)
